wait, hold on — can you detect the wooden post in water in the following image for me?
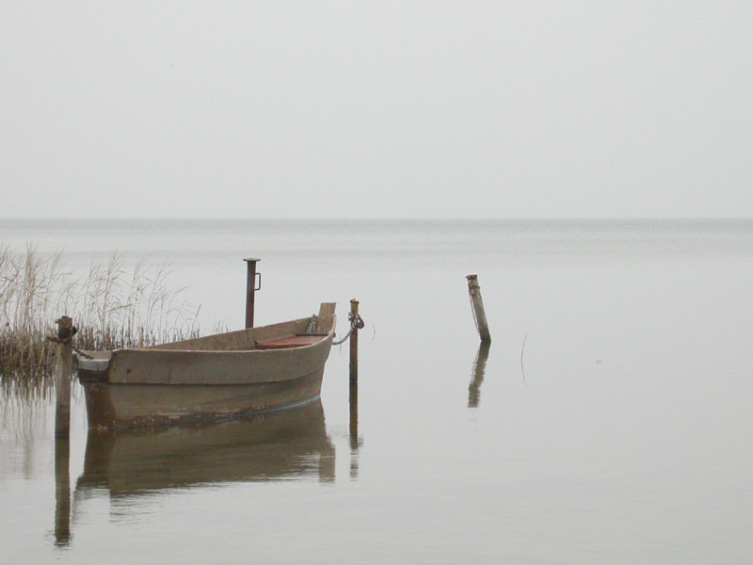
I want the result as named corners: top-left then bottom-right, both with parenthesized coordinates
top-left (48, 317), bottom-right (75, 543)
top-left (244, 258), bottom-right (261, 329)
top-left (349, 370), bottom-right (359, 448)
top-left (348, 299), bottom-right (361, 477)
top-left (466, 275), bottom-right (491, 343)
top-left (51, 316), bottom-right (75, 438)
top-left (349, 299), bottom-right (359, 386)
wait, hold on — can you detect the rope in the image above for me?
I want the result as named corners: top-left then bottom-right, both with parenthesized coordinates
top-left (333, 312), bottom-right (365, 345)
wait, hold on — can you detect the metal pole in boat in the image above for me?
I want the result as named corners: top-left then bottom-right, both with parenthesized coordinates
top-left (466, 274), bottom-right (492, 343)
top-left (244, 258), bottom-right (261, 329)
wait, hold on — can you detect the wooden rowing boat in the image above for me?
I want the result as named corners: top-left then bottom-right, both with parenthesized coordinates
top-left (76, 303), bottom-right (336, 431)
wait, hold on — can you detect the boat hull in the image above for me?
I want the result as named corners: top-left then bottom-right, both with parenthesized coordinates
top-left (76, 304), bottom-right (336, 431)
top-left (80, 367), bottom-right (326, 431)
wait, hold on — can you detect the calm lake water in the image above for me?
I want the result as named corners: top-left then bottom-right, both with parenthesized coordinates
top-left (2, 219), bottom-right (753, 564)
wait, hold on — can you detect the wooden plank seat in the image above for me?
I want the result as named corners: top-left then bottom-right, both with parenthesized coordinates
top-left (255, 335), bottom-right (323, 350)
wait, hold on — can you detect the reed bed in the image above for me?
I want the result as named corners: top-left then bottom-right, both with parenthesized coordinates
top-left (0, 245), bottom-right (201, 382)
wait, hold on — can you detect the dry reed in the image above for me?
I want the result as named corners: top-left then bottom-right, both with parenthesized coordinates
top-left (0, 245), bottom-right (201, 382)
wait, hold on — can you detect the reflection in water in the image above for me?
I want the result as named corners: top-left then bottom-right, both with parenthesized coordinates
top-left (468, 342), bottom-right (490, 408)
top-left (75, 400), bottom-right (335, 502)
top-left (349, 380), bottom-right (363, 480)
top-left (54, 438), bottom-right (71, 547)
top-left (0, 379), bottom-right (53, 481)
top-left (1, 378), bottom-right (53, 432)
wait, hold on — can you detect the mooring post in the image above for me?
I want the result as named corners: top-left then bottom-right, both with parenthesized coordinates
top-left (244, 258), bottom-right (261, 329)
top-left (348, 299), bottom-right (360, 462)
top-left (349, 298), bottom-right (359, 386)
top-left (49, 317), bottom-right (74, 543)
top-left (51, 316), bottom-right (75, 438)
top-left (466, 274), bottom-right (491, 343)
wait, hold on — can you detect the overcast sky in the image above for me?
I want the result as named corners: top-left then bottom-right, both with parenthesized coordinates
top-left (2, 2), bottom-right (752, 219)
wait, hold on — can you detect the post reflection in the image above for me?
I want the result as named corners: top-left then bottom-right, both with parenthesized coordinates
top-left (468, 342), bottom-right (491, 408)
top-left (349, 379), bottom-right (363, 479)
top-left (54, 438), bottom-right (72, 548)
top-left (75, 400), bottom-right (335, 501)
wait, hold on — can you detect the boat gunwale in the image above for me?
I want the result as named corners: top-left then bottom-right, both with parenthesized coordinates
top-left (112, 330), bottom-right (332, 355)
top-left (77, 313), bottom-right (334, 363)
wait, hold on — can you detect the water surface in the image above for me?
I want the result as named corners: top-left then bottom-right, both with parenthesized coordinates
top-left (1, 219), bottom-right (752, 564)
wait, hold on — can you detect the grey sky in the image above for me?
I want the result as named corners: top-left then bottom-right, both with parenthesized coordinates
top-left (3, 2), bottom-right (752, 219)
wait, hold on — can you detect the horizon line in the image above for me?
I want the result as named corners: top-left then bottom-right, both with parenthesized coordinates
top-left (3, 216), bottom-right (753, 223)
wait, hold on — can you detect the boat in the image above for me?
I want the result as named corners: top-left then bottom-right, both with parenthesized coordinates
top-left (76, 303), bottom-right (336, 431)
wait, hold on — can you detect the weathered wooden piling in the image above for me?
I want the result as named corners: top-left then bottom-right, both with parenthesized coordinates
top-left (348, 299), bottom-right (360, 443)
top-left (50, 316), bottom-right (75, 438)
top-left (466, 274), bottom-right (491, 343)
top-left (349, 299), bottom-right (359, 385)
top-left (244, 258), bottom-right (261, 328)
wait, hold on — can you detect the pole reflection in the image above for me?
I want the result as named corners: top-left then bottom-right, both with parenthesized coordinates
top-left (54, 438), bottom-right (72, 548)
top-left (468, 342), bottom-right (491, 408)
top-left (349, 378), bottom-right (363, 480)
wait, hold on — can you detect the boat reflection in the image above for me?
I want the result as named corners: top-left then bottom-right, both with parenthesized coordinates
top-left (349, 376), bottom-right (364, 480)
top-left (75, 400), bottom-right (335, 499)
top-left (468, 342), bottom-right (490, 408)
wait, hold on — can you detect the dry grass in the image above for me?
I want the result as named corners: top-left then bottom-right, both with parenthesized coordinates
top-left (0, 245), bottom-right (201, 381)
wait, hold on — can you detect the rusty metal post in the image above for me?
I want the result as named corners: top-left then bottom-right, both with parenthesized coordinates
top-left (52, 317), bottom-right (74, 438)
top-left (466, 274), bottom-right (491, 343)
top-left (244, 258), bottom-right (261, 329)
top-left (348, 299), bottom-right (360, 475)
top-left (349, 299), bottom-right (359, 386)
top-left (341, 298), bottom-right (364, 479)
